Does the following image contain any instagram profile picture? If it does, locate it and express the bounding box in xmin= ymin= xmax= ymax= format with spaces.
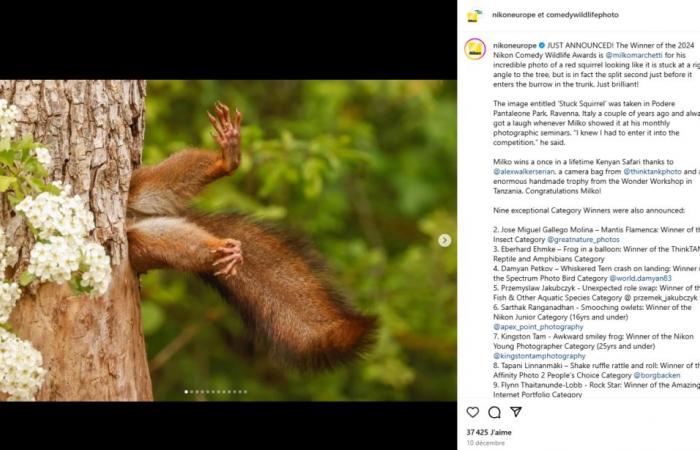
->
xmin=464 ymin=38 xmax=486 ymax=60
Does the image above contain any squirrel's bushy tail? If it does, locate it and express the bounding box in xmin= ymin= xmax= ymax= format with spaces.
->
xmin=188 ymin=212 xmax=377 ymax=370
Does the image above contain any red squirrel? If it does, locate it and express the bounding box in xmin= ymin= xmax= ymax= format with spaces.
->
xmin=126 ymin=102 xmax=377 ymax=369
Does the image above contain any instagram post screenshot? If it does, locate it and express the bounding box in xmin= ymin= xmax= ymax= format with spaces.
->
xmin=0 ymin=4 xmax=455 ymax=446
xmin=461 ymin=0 xmax=700 ymax=448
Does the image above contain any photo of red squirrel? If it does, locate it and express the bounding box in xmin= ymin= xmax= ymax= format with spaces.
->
xmin=126 ymin=102 xmax=377 ymax=370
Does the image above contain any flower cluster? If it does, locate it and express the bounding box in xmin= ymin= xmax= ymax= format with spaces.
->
xmin=0 ymin=327 xmax=46 ymax=401
xmin=15 ymin=182 xmax=95 ymax=243
xmin=0 ymin=99 xmax=20 ymax=141
xmin=0 ymin=282 xmax=20 ymax=324
xmin=15 ymin=184 xmax=112 ymax=296
xmin=0 ymin=229 xmax=20 ymax=324
xmin=27 ymin=236 xmax=81 ymax=284
xmin=79 ymin=242 xmax=111 ymax=296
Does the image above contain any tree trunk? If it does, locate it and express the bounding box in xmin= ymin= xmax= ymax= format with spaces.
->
xmin=0 ymin=80 xmax=152 ymax=400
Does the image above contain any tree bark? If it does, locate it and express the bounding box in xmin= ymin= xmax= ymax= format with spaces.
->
xmin=0 ymin=80 xmax=152 ymax=400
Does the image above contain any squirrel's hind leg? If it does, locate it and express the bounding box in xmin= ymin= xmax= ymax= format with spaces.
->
xmin=127 ymin=216 xmax=242 ymax=276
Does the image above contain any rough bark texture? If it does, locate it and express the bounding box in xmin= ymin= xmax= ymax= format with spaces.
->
xmin=0 ymin=80 xmax=152 ymax=400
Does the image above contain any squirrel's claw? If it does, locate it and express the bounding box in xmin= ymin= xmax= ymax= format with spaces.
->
xmin=212 ymin=238 xmax=243 ymax=278
xmin=215 ymin=101 xmax=230 ymax=119
xmin=213 ymin=253 xmax=243 ymax=267
xmin=214 ymin=258 xmax=241 ymax=278
xmin=207 ymin=111 xmax=225 ymax=136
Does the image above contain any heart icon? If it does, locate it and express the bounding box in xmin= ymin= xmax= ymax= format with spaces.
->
xmin=466 ymin=407 xmax=479 ymax=418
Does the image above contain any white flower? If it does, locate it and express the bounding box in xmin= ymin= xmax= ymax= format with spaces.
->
xmin=0 ymin=99 xmax=20 ymax=141
xmin=0 ymin=328 xmax=46 ymax=401
xmin=15 ymin=182 xmax=94 ymax=244
xmin=0 ymin=281 xmax=20 ymax=323
xmin=33 ymin=147 xmax=52 ymax=170
xmin=15 ymin=181 xmax=113 ymax=296
xmin=27 ymin=236 xmax=81 ymax=284
xmin=80 ymin=242 xmax=111 ymax=296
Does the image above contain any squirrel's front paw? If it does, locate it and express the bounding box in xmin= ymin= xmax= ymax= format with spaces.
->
xmin=212 ymin=238 xmax=243 ymax=278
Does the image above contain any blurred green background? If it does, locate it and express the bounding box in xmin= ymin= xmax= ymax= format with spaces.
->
xmin=141 ymin=80 xmax=456 ymax=401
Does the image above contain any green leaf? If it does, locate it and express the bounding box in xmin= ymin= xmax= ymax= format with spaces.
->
xmin=16 ymin=135 xmax=35 ymax=151
xmin=8 ymin=179 xmax=24 ymax=201
xmin=0 ymin=150 xmax=15 ymax=166
xmin=18 ymin=271 xmax=35 ymax=286
xmin=69 ymin=276 xmax=92 ymax=295
xmin=26 ymin=176 xmax=46 ymax=193
xmin=0 ymin=175 xmax=16 ymax=192
xmin=7 ymin=194 xmax=19 ymax=207
xmin=33 ymin=163 xmax=48 ymax=178
xmin=23 ymin=157 xmax=40 ymax=176
xmin=19 ymin=146 xmax=33 ymax=163
xmin=0 ymin=138 xmax=10 ymax=151
xmin=44 ymin=183 xmax=61 ymax=195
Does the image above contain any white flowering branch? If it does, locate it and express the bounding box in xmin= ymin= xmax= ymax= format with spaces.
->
xmin=0 ymin=99 xmax=113 ymax=400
